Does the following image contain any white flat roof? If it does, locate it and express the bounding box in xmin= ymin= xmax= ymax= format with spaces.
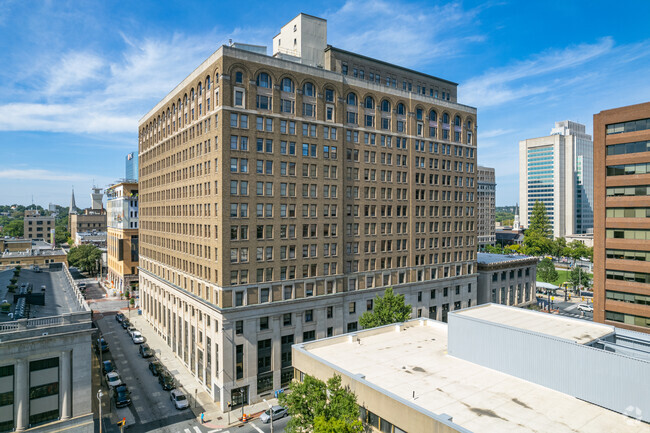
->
xmin=304 ymin=322 xmax=644 ymax=433
xmin=454 ymin=304 xmax=613 ymax=344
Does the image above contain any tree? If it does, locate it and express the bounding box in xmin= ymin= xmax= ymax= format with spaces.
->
xmin=485 ymin=245 xmax=503 ymax=254
xmin=522 ymin=231 xmax=552 ymax=256
xmin=279 ymin=375 xmax=361 ymax=433
xmin=67 ymin=244 xmax=102 ymax=274
xmin=359 ymin=287 xmax=411 ymax=329
xmin=537 ymin=258 xmax=558 ymax=284
xmin=569 ymin=267 xmax=592 ymax=290
xmin=528 ymin=201 xmax=552 ymax=238
xmin=1 ymin=219 xmax=24 ymax=237
xmin=551 ymin=237 xmax=567 ymax=259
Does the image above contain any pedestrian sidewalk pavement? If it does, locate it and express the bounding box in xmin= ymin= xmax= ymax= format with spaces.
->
xmin=127 ymin=313 xmax=276 ymax=429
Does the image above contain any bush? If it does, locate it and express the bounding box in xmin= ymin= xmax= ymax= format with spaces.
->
xmin=1 ymin=301 xmax=10 ymax=313
xmin=7 ymin=284 xmax=17 ymax=293
xmin=9 ymin=277 xmax=17 ymax=285
xmin=15 ymin=266 xmax=21 ymax=271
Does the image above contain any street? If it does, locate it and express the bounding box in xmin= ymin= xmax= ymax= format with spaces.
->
xmin=74 ymin=270 xmax=288 ymax=433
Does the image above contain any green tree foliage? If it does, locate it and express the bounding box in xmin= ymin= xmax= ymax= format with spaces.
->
xmin=528 ymin=201 xmax=552 ymax=238
xmin=485 ymin=245 xmax=504 ymax=254
xmin=359 ymin=287 xmax=411 ymax=329
xmin=1 ymin=219 xmax=24 ymax=237
xmin=569 ymin=267 xmax=592 ymax=289
xmin=279 ymin=375 xmax=361 ymax=433
xmin=67 ymin=245 xmax=102 ymax=274
xmin=54 ymin=225 xmax=70 ymax=245
xmin=537 ymin=258 xmax=559 ymax=284
xmin=522 ymin=231 xmax=552 ymax=256
xmin=551 ymin=237 xmax=567 ymax=259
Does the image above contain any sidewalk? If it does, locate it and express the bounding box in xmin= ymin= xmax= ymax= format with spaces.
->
xmin=127 ymin=313 xmax=276 ymax=429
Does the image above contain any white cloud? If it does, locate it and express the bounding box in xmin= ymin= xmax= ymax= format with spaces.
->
xmin=479 ymin=128 xmax=517 ymax=139
xmin=327 ymin=0 xmax=485 ymax=68
xmin=460 ymin=38 xmax=615 ymax=107
xmin=0 ymin=169 xmax=104 ymax=182
xmin=46 ymin=51 xmax=105 ymax=95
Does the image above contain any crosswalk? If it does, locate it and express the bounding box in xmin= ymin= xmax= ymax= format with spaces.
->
xmin=175 ymin=427 xmax=228 ymax=433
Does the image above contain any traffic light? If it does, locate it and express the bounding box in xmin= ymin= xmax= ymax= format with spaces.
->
xmin=117 ymin=418 xmax=126 ymax=427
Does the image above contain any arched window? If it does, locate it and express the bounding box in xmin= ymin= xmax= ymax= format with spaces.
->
xmin=381 ymin=100 xmax=391 ymax=112
xmin=198 ymin=83 xmax=202 ymax=96
xmin=215 ymin=73 xmax=220 ymax=83
xmin=190 ymin=89 xmax=195 ymax=100
xmin=347 ymin=93 xmax=357 ymax=105
xmin=183 ymin=95 xmax=187 ymax=107
xmin=443 ymin=113 xmax=450 ymax=124
xmin=206 ymin=76 xmax=211 ymax=90
xmin=256 ymin=72 xmax=271 ymax=88
xmin=281 ymin=77 xmax=294 ymax=93
xmin=172 ymin=104 xmax=175 ymax=114
xmin=429 ymin=110 xmax=437 ymax=121
xmin=397 ymin=103 xmax=405 ymax=115
xmin=467 ymin=119 xmax=472 ymax=129
xmin=303 ymin=82 xmax=315 ymax=97
xmin=365 ymin=96 xmax=375 ymax=109
xmin=235 ymin=71 xmax=243 ymax=84
xmin=454 ymin=115 xmax=461 ymax=126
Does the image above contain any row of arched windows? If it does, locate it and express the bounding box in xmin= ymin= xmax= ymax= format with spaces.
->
xmin=141 ymin=66 xmax=476 ymax=146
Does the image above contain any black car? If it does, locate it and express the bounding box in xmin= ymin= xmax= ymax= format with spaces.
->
xmin=115 ymin=312 xmax=125 ymax=323
xmin=149 ymin=360 xmax=163 ymax=376
xmin=114 ymin=384 xmax=132 ymax=408
xmin=96 ymin=338 xmax=108 ymax=353
xmin=139 ymin=344 xmax=154 ymax=358
xmin=121 ymin=319 xmax=131 ymax=329
xmin=158 ymin=371 xmax=175 ymax=390
xmin=102 ymin=360 xmax=114 ymax=375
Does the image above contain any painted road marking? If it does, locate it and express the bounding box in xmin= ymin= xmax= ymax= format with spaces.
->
xmin=251 ymin=423 xmax=264 ymax=433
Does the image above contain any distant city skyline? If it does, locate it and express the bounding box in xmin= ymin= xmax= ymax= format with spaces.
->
xmin=2 ymin=1 xmax=650 ymax=206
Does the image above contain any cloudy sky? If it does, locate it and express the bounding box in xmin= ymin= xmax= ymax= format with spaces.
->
xmin=1 ymin=0 xmax=650 ymax=207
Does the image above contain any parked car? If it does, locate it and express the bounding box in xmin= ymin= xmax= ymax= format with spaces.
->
xmin=106 ymin=371 xmax=122 ymax=388
xmin=127 ymin=326 xmax=137 ymax=336
xmin=115 ymin=312 xmax=125 ymax=323
xmin=158 ymin=371 xmax=175 ymax=390
xmin=578 ymin=303 xmax=593 ymax=313
xmin=149 ymin=360 xmax=163 ymax=376
xmin=78 ymin=282 xmax=86 ymax=291
xmin=260 ymin=406 xmax=288 ymax=423
xmin=96 ymin=338 xmax=109 ymax=353
xmin=131 ymin=331 xmax=144 ymax=344
xmin=102 ymin=360 xmax=114 ymax=375
xmin=33 ymin=265 xmax=41 ymax=273
xmin=139 ymin=344 xmax=154 ymax=358
xmin=121 ymin=319 xmax=131 ymax=329
xmin=170 ymin=389 xmax=189 ymax=410
xmin=114 ymin=384 xmax=132 ymax=408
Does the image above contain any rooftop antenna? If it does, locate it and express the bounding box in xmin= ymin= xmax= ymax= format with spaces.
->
xmin=229 ymin=38 xmax=233 ymax=46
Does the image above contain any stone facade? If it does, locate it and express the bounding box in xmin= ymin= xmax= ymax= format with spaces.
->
xmin=477 ymin=166 xmax=496 ymax=249
xmin=0 ymin=312 xmax=94 ymax=433
xmin=138 ymin=15 xmax=478 ymax=410
xmin=476 ymin=253 xmax=538 ymax=306
xmin=23 ymin=210 xmax=54 ymax=242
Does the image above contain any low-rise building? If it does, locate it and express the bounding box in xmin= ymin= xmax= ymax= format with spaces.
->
xmin=0 ymin=240 xmax=67 ymax=271
xmin=476 ymin=253 xmax=537 ymax=306
xmin=74 ymin=231 xmax=107 ymax=248
xmin=565 ymin=232 xmax=594 ymax=248
xmin=23 ymin=210 xmax=54 ymax=242
xmin=292 ymin=305 xmax=650 ymax=433
xmin=0 ymin=266 xmax=93 ymax=433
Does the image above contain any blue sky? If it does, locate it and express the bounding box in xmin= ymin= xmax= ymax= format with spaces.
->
xmin=1 ymin=0 xmax=650 ymax=208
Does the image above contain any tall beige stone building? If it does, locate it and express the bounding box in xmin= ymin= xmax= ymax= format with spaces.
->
xmin=138 ymin=14 xmax=478 ymax=409
xmin=477 ymin=166 xmax=496 ymax=248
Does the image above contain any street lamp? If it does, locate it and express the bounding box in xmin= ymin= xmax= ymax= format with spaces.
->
xmin=97 ymin=389 xmax=104 ymax=433
xmin=263 ymin=398 xmax=274 ymax=433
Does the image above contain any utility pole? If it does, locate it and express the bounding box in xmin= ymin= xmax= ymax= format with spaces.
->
xmin=97 ymin=390 xmax=104 ymax=433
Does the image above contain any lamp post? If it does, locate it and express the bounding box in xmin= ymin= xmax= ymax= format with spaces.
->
xmin=263 ymin=398 xmax=274 ymax=433
xmin=97 ymin=389 xmax=104 ymax=433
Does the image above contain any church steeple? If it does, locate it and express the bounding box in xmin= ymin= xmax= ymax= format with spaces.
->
xmin=69 ymin=187 xmax=77 ymax=214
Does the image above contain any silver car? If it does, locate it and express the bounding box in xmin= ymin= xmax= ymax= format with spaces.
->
xmin=260 ymin=406 xmax=288 ymax=423
xmin=170 ymin=389 xmax=189 ymax=410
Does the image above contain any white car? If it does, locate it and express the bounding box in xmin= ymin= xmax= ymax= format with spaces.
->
xmin=131 ymin=331 xmax=144 ymax=344
xmin=260 ymin=406 xmax=288 ymax=423
xmin=106 ymin=372 xmax=122 ymax=388
xmin=577 ymin=303 xmax=593 ymax=313
xmin=170 ymin=389 xmax=189 ymax=410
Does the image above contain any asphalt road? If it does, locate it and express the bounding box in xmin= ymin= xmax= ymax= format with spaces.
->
xmin=82 ymin=271 xmax=289 ymax=433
